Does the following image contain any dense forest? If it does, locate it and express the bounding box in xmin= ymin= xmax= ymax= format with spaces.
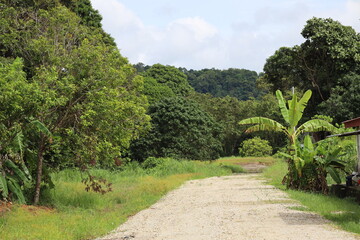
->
xmin=0 ymin=0 xmax=359 ymax=207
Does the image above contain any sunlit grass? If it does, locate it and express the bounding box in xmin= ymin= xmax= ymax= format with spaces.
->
xmin=217 ymin=156 xmax=277 ymax=165
xmin=0 ymin=159 xmax=232 ymax=240
xmin=262 ymin=159 xmax=360 ymax=235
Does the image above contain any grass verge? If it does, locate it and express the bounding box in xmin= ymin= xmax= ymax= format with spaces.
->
xmin=262 ymin=159 xmax=360 ymax=235
xmin=0 ymin=159 xmax=233 ymax=240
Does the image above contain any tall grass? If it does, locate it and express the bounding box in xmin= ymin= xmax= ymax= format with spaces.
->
xmin=262 ymin=159 xmax=360 ymax=235
xmin=0 ymin=159 xmax=233 ymax=240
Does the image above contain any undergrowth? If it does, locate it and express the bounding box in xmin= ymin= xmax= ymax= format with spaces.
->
xmin=0 ymin=158 xmax=235 ymax=240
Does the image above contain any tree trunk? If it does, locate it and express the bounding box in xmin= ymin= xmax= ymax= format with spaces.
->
xmin=33 ymin=134 xmax=46 ymax=205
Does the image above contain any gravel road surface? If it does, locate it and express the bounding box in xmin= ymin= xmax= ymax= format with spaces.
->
xmin=97 ymin=174 xmax=360 ymax=240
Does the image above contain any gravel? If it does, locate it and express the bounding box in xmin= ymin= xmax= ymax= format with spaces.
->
xmin=97 ymin=174 xmax=360 ymax=240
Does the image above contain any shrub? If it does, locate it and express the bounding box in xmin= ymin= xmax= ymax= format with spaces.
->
xmin=239 ymin=137 xmax=272 ymax=157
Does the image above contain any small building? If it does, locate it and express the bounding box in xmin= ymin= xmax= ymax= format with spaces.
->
xmin=328 ymin=117 xmax=360 ymax=201
xmin=343 ymin=117 xmax=360 ymax=172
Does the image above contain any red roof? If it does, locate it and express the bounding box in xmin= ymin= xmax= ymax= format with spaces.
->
xmin=343 ymin=117 xmax=360 ymax=128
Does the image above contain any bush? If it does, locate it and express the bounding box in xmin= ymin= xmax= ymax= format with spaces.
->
xmin=239 ymin=137 xmax=272 ymax=157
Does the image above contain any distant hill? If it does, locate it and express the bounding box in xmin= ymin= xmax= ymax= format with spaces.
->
xmin=134 ymin=63 xmax=261 ymax=101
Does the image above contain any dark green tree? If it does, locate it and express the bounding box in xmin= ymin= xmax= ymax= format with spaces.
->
xmin=262 ymin=17 xmax=360 ymax=119
xmin=319 ymin=73 xmax=360 ymax=123
xmin=188 ymin=92 xmax=286 ymax=156
xmin=130 ymin=97 xmax=223 ymax=161
xmin=143 ymin=64 xmax=193 ymax=96
xmin=185 ymin=68 xmax=260 ymax=100
xmin=142 ymin=77 xmax=175 ymax=105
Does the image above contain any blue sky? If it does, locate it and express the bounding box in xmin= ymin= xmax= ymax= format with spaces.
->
xmin=91 ymin=0 xmax=360 ymax=72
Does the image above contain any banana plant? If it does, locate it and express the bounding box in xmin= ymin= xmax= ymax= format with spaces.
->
xmin=239 ymin=90 xmax=335 ymax=184
xmin=278 ymin=135 xmax=345 ymax=183
xmin=278 ymin=135 xmax=317 ymax=176
xmin=0 ymin=120 xmax=50 ymax=204
xmin=0 ymin=132 xmax=31 ymax=204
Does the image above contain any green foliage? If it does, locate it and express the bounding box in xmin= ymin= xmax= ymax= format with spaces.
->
xmin=141 ymin=157 xmax=172 ymax=169
xmin=0 ymin=157 xmax=31 ymax=204
xmin=62 ymin=0 xmax=102 ymax=28
xmin=185 ymin=68 xmax=260 ymax=100
xmin=190 ymin=92 xmax=285 ymax=156
xmin=60 ymin=0 xmax=116 ymax=46
xmin=0 ymin=58 xmax=38 ymax=203
xmin=130 ymin=97 xmax=223 ymax=161
xmin=319 ymin=73 xmax=360 ymax=123
xmin=0 ymin=3 xmax=150 ymax=203
xmin=142 ymin=77 xmax=175 ymax=104
xmin=262 ymin=17 xmax=360 ymax=119
xmin=143 ymin=64 xmax=193 ymax=96
xmin=279 ymin=134 xmax=348 ymax=192
xmin=239 ymin=137 xmax=272 ymax=157
xmin=240 ymin=90 xmax=336 ymax=192
xmin=183 ymin=68 xmax=260 ymax=100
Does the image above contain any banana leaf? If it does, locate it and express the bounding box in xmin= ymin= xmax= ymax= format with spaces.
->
xmin=4 ymin=160 xmax=29 ymax=183
xmin=7 ymin=177 xmax=26 ymax=204
xmin=0 ymin=174 xmax=8 ymax=198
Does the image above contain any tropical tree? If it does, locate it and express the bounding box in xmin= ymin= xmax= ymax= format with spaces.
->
xmin=130 ymin=97 xmax=223 ymax=161
xmin=143 ymin=64 xmax=193 ymax=97
xmin=239 ymin=90 xmax=335 ymax=190
xmin=262 ymin=17 xmax=360 ymax=119
xmin=0 ymin=3 xmax=150 ymax=204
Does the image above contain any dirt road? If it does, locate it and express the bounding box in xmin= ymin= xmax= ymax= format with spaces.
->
xmin=97 ymin=174 xmax=360 ymax=240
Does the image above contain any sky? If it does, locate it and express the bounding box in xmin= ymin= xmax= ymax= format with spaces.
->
xmin=91 ymin=0 xmax=360 ymax=72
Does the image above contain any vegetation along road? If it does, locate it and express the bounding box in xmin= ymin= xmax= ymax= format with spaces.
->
xmin=97 ymin=174 xmax=360 ymax=240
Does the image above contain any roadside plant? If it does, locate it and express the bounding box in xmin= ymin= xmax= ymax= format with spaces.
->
xmin=239 ymin=90 xmax=335 ymax=191
xmin=279 ymin=135 xmax=345 ymax=193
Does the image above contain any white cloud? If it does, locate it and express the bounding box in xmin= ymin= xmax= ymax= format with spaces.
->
xmin=340 ymin=0 xmax=360 ymax=31
xmin=92 ymin=0 xmax=143 ymax=32
xmin=91 ymin=0 xmax=360 ymax=72
xmin=168 ymin=17 xmax=218 ymax=42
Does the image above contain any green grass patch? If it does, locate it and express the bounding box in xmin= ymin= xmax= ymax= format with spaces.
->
xmin=217 ymin=156 xmax=277 ymax=166
xmin=0 ymin=159 xmax=232 ymax=240
xmin=262 ymin=159 xmax=360 ymax=235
